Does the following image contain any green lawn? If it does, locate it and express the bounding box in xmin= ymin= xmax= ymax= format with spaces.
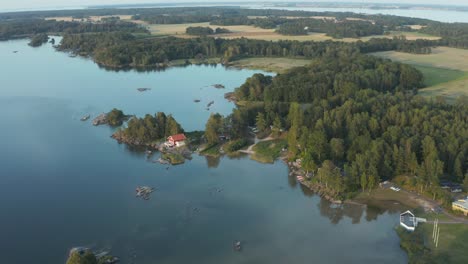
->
xmin=414 ymin=65 xmax=467 ymax=87
xmin=251 ymin=139 xmax=287 ymax=163
xmin=420 ymin=223 xmax=468 ymax=264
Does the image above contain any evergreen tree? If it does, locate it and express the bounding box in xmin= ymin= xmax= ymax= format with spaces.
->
xmin=255 ymin=112 xmax=267 ymax=133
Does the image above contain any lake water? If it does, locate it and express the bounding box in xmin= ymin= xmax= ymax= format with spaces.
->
xmin=0 ymin=39 xmax=407 ymax=264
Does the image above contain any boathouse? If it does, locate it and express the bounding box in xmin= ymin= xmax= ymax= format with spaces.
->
xmin=167 ymin=134 xmax=187 ymax=147
xmin=400 ymin=210 xmax=417 ymax=231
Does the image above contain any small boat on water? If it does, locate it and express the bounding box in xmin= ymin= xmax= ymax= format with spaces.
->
xmin=233 ymin=241 xmax=242 ymax=251
xmin=137 ymin=88 xmax=151 ymax=92
xmin=194 ymin=99 xmax=201 ymax=103
xmin=80 ymin=114 xmax=91 ymax=121
xmin=13 ymin=51 xmax=18 ymax=53
xmin=207 ymin=101 xmax=214 ymax=107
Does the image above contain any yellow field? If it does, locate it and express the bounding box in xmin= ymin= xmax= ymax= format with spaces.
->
xmin=373 ymin=47 xmax=468 ymax=101
xmin=139 ymin=21 xmax=439 ymax=42
xmin=373 ymin=47 xmax=468 ymax=72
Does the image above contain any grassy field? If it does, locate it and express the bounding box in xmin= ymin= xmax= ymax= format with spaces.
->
xmin=132 ymin=21 xmax=439 ymax=42
xmin=413 ymin=65 xmax=467 ymax=87
xmin=419 ymin=223 xmax=468 ymax=264
xmin=228 ymin=57 xmax=311 ymax=73
xmin=251 ymin=139 xmax=287 ymax=163
xmin=353 ymin=188 xmax=421 ymax=210
xmin=373 ymin=47 xmax=468 ymax=71
xmin=373 ymin=47 xmax=468 ymax=101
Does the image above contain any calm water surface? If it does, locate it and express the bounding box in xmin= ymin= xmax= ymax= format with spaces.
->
xmin=0 ymin=40 xmax=407 ymax=264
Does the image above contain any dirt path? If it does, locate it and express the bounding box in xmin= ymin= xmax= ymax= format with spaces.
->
xmin=238 ymin=136 xmax=274 ymax=155
xmin=400 ymin=188 xmax=468 ymax=224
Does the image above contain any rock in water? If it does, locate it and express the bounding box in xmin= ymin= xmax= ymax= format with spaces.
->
xmin=92 ymin=113 xmax=108 ymax=126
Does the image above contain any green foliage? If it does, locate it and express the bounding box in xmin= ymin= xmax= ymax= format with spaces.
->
xmin=107 ymin=108 xmax=125 ymax=126
xmin=224 ymin=138 xmax=249 ymax=153
xmin=252 ymin=139 xmax=287 ymax=163
xmin=315 ymin=160 xmax=345 ymax=195
xmin=255 ymin=112 xmax=267 ymax=133
xmin=271 ymin=115 xmax=283 ymax=137
xmin=28 ymin=33 xmax=48 ymax=47
xmin=396 ymin=227 xmax=430 ymax=264
xmin=235 ymin=54 xmax=424 ymax=103
xmin=120 ymin=112 xmax=183 ymax=144
xmin=186 ymin=26 xmax=214 ymax=36
xmin=162 ymin=153 xmax=185 ymax=165
xmin=66 ymin=252 xmax=97 ymax=264
xmin=0 ymin=19 xmax=147 ymax=40
xmin=205 ymin=113 xmax=224 ymax=145
xmin=277 ymin=19 xmax=384 ymax=38
xmin=214 ymin=27 xmax=231 ymax=34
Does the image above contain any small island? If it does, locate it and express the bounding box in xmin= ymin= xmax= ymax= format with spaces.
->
xmin=92 ymin=108 xmax=131 ymax=126
xmin=28 ymin=33 xmax=49 ymax=47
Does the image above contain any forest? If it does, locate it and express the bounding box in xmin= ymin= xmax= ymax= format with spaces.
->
xmin=28 ymin=33 xmax=49 ymax=47
xmin=185 ymin=26 xmax=231 ymax=36
xmin=276 ymin=19 xmax=384 ymax=38
xmin=56 ymin=33 xmax=439 ymax=68
xmin=0 ymin=19 xmax=147 ymax=40
xmin=113 ymin=112 xmax=184 ymax=145
xmin=229 ymin=53 xmax=467 ymax=202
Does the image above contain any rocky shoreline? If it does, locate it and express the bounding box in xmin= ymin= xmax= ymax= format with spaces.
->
xmin=283 ymin=157 xmax=343 ymax=204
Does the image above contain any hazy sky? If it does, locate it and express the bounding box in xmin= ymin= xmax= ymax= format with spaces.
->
xmin=1 ymin=1 xmax=468 ymax=11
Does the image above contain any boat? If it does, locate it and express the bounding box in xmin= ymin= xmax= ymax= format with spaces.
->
xmin=80 ymin=114 xmax=91 ymax=121
xmin=194 ymin=99 xmax=201 ymax=103
xmin=233 ymin=241 xmax=242 ymax=251
xmin=137 ymin=88 xmax=151 ymax=92
xmin=212 ymin=84 xmax=225 ymax=89
xmin=207 ymin=101 xmax=214 ymax=107
xmin=13 ymin=51 xmax=18 ymax=53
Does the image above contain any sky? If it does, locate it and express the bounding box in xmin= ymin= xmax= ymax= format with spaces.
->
xmin=1 ymin=1 xmax=468 ymax=12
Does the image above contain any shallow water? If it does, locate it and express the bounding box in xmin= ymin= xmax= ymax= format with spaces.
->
xmin=0 ymin=39 xmax=407 ymax=264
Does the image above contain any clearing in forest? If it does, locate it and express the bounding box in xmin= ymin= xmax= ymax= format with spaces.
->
xmin=373 ymin=47 xmax=468 ymax=102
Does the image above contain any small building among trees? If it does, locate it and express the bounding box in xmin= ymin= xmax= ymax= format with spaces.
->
xmin=166 ymin=134 xmax=187 ymax=147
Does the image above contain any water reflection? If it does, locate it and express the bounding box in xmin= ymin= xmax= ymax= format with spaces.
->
xmin=97 ymin=61 xmax=221 ymax=73
xmin=317 ymin=196 xmax=403 ymax=225
xmin=205 ymin=155 xmax=221 ymax=168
